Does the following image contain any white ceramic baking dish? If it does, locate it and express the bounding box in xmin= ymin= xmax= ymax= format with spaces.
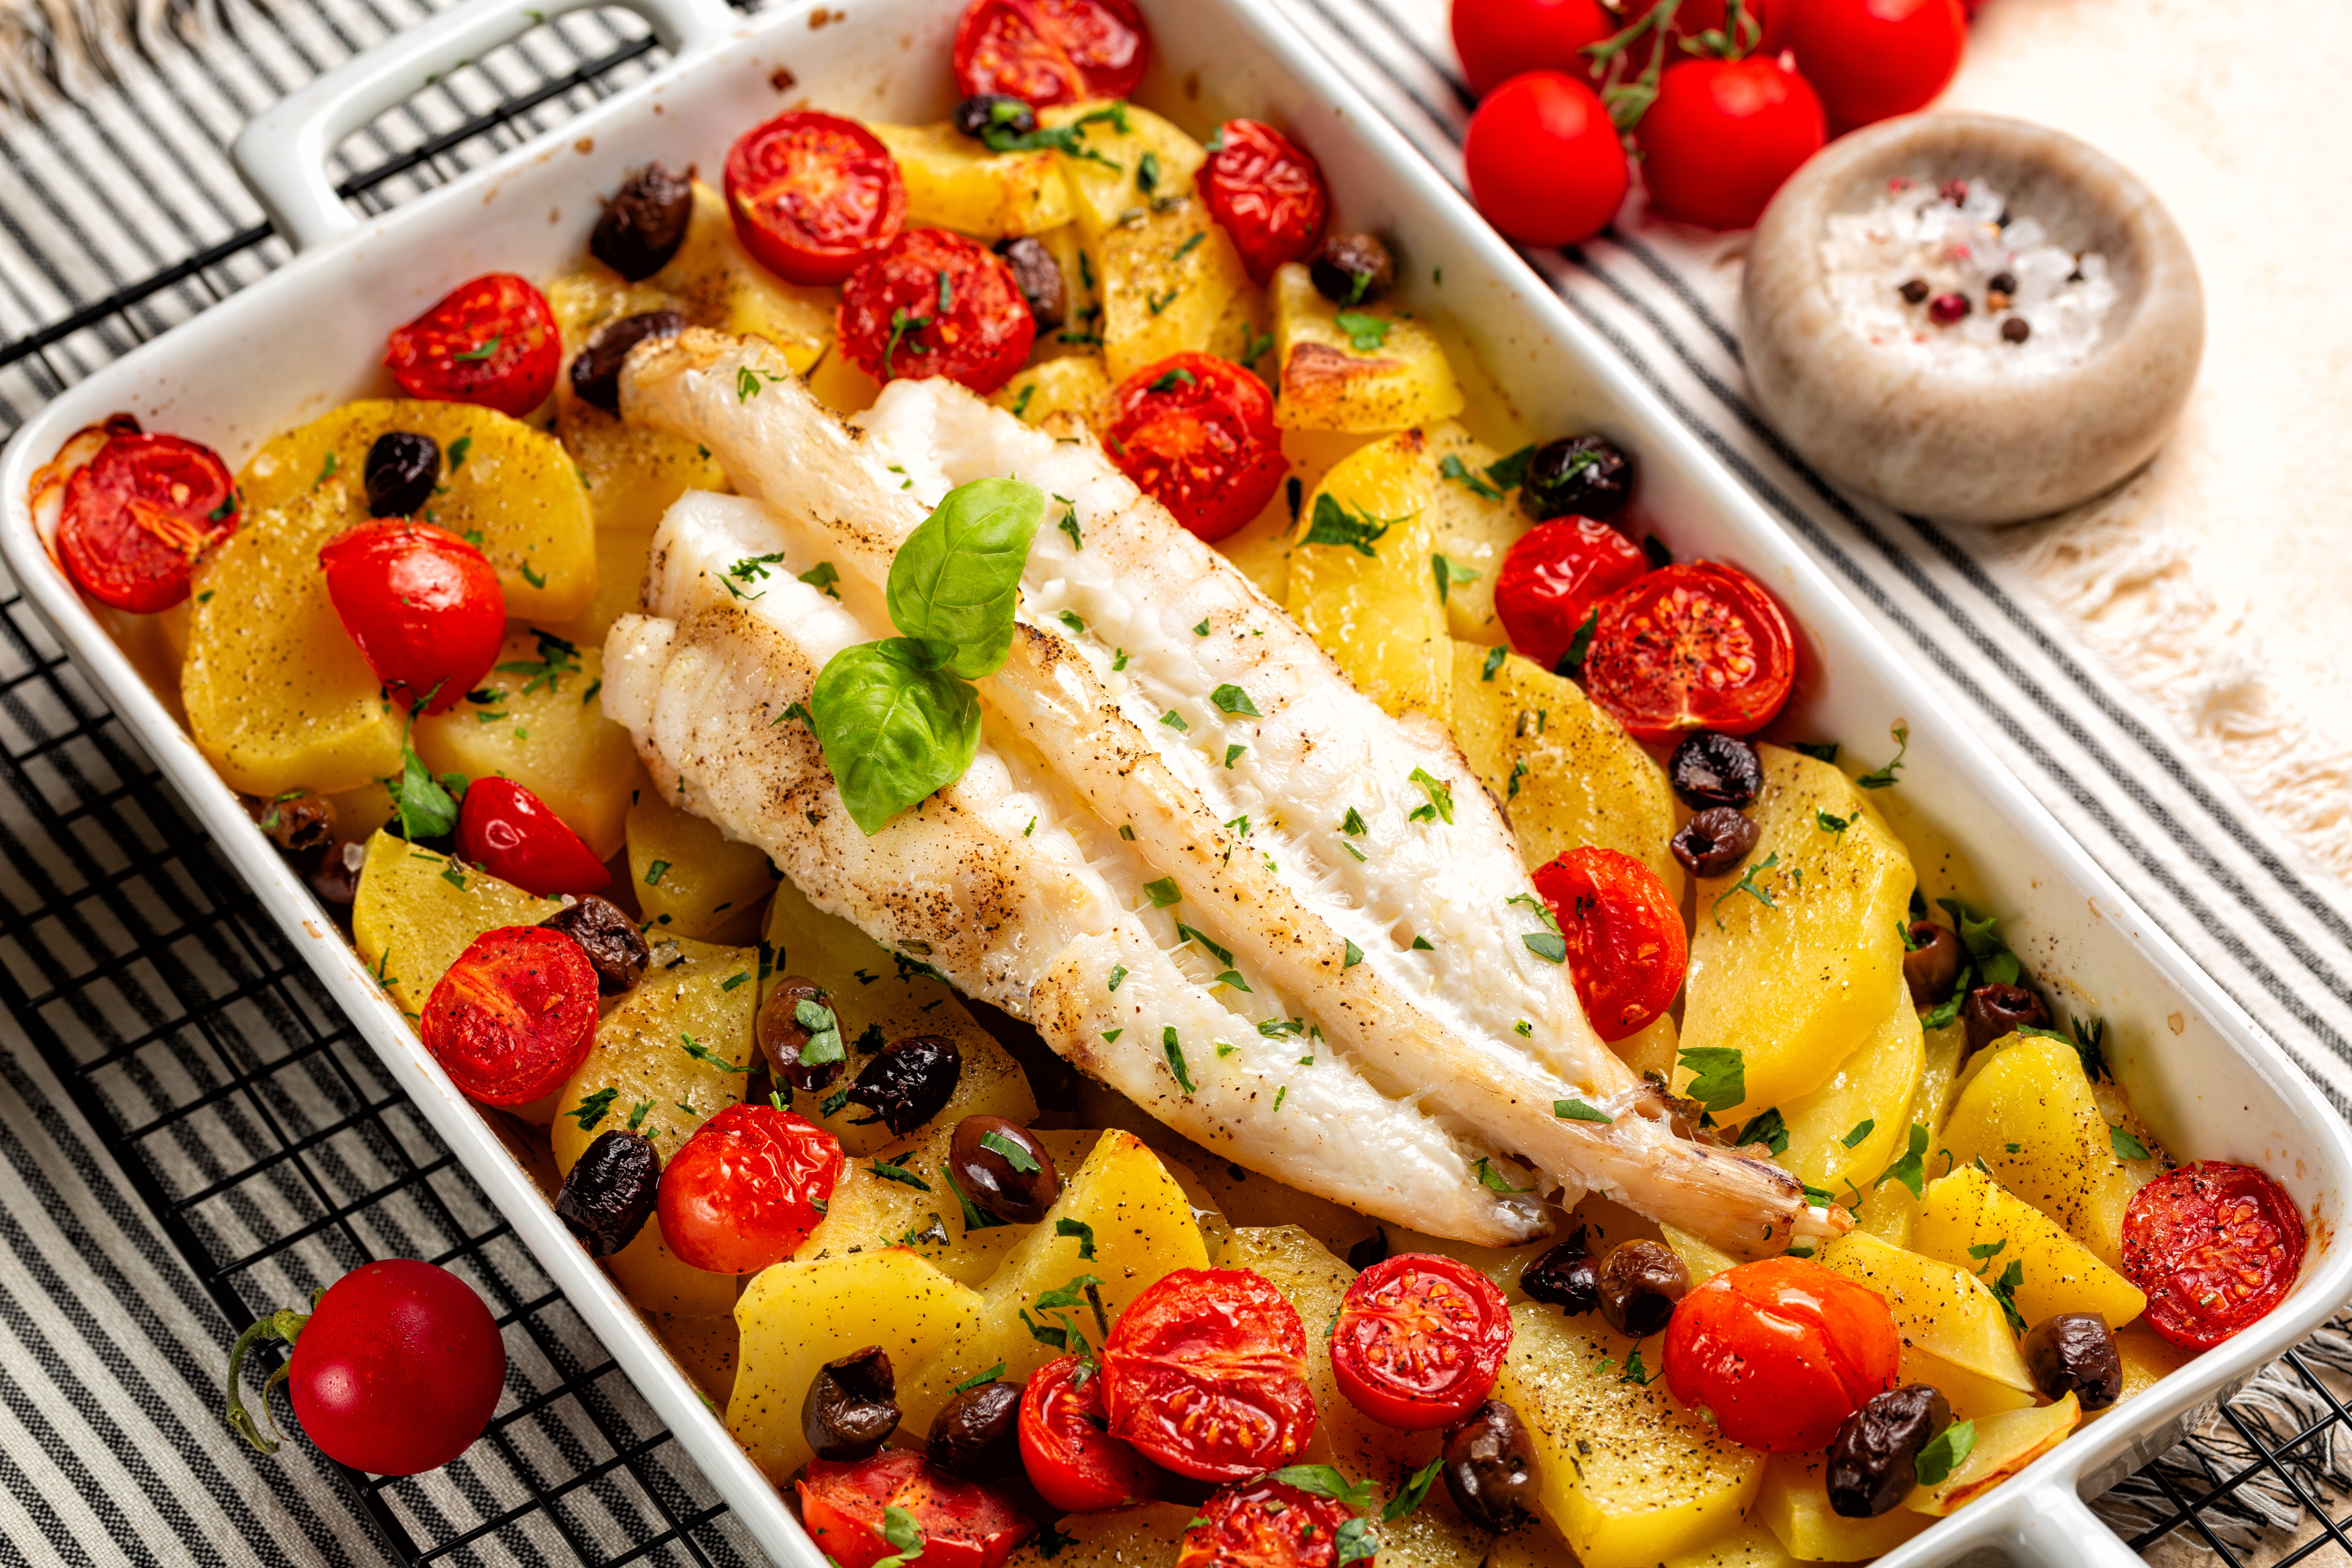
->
xmin=1 ymin=0 xmax=2343 ymax=1562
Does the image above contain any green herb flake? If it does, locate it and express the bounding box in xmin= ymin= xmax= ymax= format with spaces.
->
xmin=1438 ymin=453 xmax=1502 ymax=502
xmin=1856 ymin=726 xmax=1910 ymax=790
xmin=644 ymin=859 xmax=670 ymax=886
xmin=2110 ymin=1125 xmax=2150 ymax=1161
xmin=567 ymin=1087 xmax=619 ymax=1131
xmin=1333 ymin=312 xmax=1391 ymax=352
xmin=1481 ymin=644 xmax=1509 ymax=682
xmin=1734 ymin=1107 xmax=1790 ymax=1156
xmin=1432 ymin=553 xmax=1481 ymax=603
xmin=1914 ymin=1420 xmax=1976 ymax=1488
xmin=1301 ymin=492 xmax=1401 ymax=557
xmin=1677 ymin=1046 xmax=1746 ymax=1116
xmin=1554 ymin=1098 xmax=1613 ymax=1124
xmin=1342 ymin=938 xmax=1364 ymax=969
xmin=1163 ymin=1027 xmax=1196 ymax=1093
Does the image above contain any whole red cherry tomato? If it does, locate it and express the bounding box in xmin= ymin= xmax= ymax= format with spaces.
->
xmin=951 ymin=0 xmax=1150 ymax=107
xmin=1330 ymin=1254 xmax=1512 ymax=1429
xmin=1463 ymin=71 xmax=1629 ymax=248
xmin=1018 ymin=1352 xmax=1161 ymax=1512
xmin=224 ymin=1258 xmax=504 ymax=1476
xmin=456 ymin=778 xmax=610 ymax=897
xmin=1662 ymin=1257 xmax=1901 ymax=1452
xmin=1534 ymin=846 xmax=1687 ymax=1042
xmin=384 ymin=273 xmax=561 ymax=417
xmin=1785 ymin=0 xmax=1966 ymax=129
xmin=1101 ymin=1267 xmax=1318 ymax=1481
xmin=1635 ymin=57 xmax=1823 ymax=230
xmin=1198 ymin=120 xmax=1330 ymax=286
xmin=1450 ymin=0 xmax=1613 ymax=97
xmin=419 ymin=926 xmax=600 ymax=1105
xmin=38 ymin=416 xmax=239 ymax=613
xmin=1494 ymin=517 xmax=1649 ymax=672
xmin=658 ymin=1102 xmax=844 ymax=1274
xmin=837 ymin=229 xmax=1036 ymax=394
xmin=1104 ymin=353 xmax=1287 ymax=541
xmin=726 ymin=111 xmax=907 ymax=287
xmin=2123 ymin=1162 xmax=2306 ymax=1350
xmin=1580 ymin=560 xmax=1796 ymax=743
xmin=1176 ymin=1479 xmax=1357 ymax=1568
xmin=800 ymin=1450 xmax=1035 ymax=1568
xmin=318 ymin=520 xmax=507 ymax=715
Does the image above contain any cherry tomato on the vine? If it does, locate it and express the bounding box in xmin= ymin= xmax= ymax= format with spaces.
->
xmin=1463 ymin=71 xmax=1628 ymax=248
xmin=455 ymin=777 xmax=610 ymax=897
xmin=837 ymin=228 xmax=1036 ymax=394
xmin=1198 ymin=120 xmax=1330 ymax=286
xmin=384 ymin=273 xmax=561 ymax=416
xmin=800 ymin=1449 xmax=1035 ymax=1568
xmin=1449 ymin=0 xmax=1613 ymax=98
xmin=1615 ymin=0 xmax=1788 ymax=59
xmin=1330 ymin=1253 xmax=1512 ymax=1429
xmin=1534 ymin=846 xmax=1686 ymax=1042
xmin=35 ymin=416 xmax=239 ymax=613
xmin=318 ymin=520 xmax=507 ymax=715
xmin=1634 ymin=56 xmax=1824 ymax=230
xmin=1018 ymin=1352 xmax=1161 ymax=1512
xmin=1785 ymin=0 xmax=1967 ymax=130
xmin=658 ymin=1102 xmax=844 ymax=1274
xmin=1494 ymin=517 xmax=1649 ymax=673
xmin=1101 ymin=1267 xmax=1318 ymax=1481
xmin=1579 ymin=560 xmax=1796 ymax=743
xmin=1176 ymin=1479 xmax=1358 ymax=1568
xmin=1104 ymin=353 xmax=1287 ymax=542
xmin=1662 ymin=1257 xmax=1901 ymax=1452
xmin=419 ymin=926 xmax=600 ymax=1106
xmin=951 ymin=0 xmax=1150 ymax=108
xmin=726 ymin=111 xmax=907 ymax=287
xmin=2123 ymin=1162 xmax=2306 ymax=1350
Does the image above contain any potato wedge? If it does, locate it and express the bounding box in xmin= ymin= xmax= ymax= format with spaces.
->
xmin=1042 ymin=102 xmax=1208 ymax=243
xmin=650 ymin=181 xmax=835 ymax=372
xmin=1913 ymin=1165 xmax=2146 ymax=1330
xmin=1095 ymin=200 xmax=1252 ymax=383
xmin=1288 ymin=430 xmax=1449 ymax=722
xmin=1939 ymin=1032 xmax=2143 ymax=1273
xmin=1756 ymin=1454 xmax=1934 ymax=1562
xmin=1776 ymin=985 xmax=1923 ymax=1200
xmin=548 ymin=935 xmax=758 ymax=1173
xmin=1490 ymin=1518 xmax=1800 ymax=1568
xmin=871 ymin=122 xmax=1074 ymax=238
xmin=350 ymin=831 xmax=563 ymax=1020
xmin=627 ymin=792 xmax=774 ymax=942
xmin=604 ymin=1220 xmax=741 ymax=1319
xmin=1273 ymin=264 xmax=1465 ymax=433
xmin=1904 ymin=1393 xmax=2079 ymax=1515
xmin=1915 ymin=1016 xmax=1967 ymax=1136
xmin=1424 ymin=422 xmax=1529 ymax=644
xmin=1817 ymin=1231 xmax=2036 ymax=1420
xmin=544 ymin=268 xmax=729 ymax=534
xmin=2110 ymin=1327 xmax=2194 ymax=1411
xmin=993 ymin=353 xmax=1116 ymax=432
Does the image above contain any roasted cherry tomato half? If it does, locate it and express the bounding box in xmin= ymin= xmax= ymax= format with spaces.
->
xmin=951 ymin=0 xmax=1149 ymax=108
xmin=1177 ymin=1479 xmax=1358 ymax=1568
xmin=455 ymin=777 xmax=611 ymax=897
xmin=1494 ymin=517 xmax=1649 ymax=673
xmin=1198 ymin=119 xmax=1330 ymax=286
xmin=317 ymin=520 xmax=508 ymax=715
xmin=726 ymin=111 xmax=908 ymax=287
xmin=1662 ymin=1257 xmax=1902 ymax=1453
xmin=1785 ymin=0 xmax=1967 ymax=130
xmin=1634 ymin=56 xmax=1825 ymax=231
xmin=2123 ymin=1162 xmax=2306 ymax=1350
xmin=1101 ymin=1267 xmax=1318 ymax=1481
xmin=37 ymin=416 xmax=240 ymax=613
xmin=657 ymin=1102 xmax=844 ymax=1274
xmin=1534 ymin=846 xmax=1687 ymax=1042
xmin=419 ymin=926 xmax=600 ymax=1106
xmin=1580 ymin=560 xmax=1796 ymax=743
xmin=1450 ymin=0 xmax=1614 ymax=97
xmin=1104 ymin=353 xmax=1287 ymax=541
xmin=800 ymin=1449 xmax=1036 ymax=1568
xmin=1018 ymin=1352 xmax=1160 ymax=1512
xmin=837 ymin=228 xmax=1036 ymax=394
xmin=1330 ymin=1253 xmax=1513 ymax=1430
xmin=383 ymin=273 xmax=562 ymax=417
xmin=1463 ymin=71 xmax=1628 ymax=249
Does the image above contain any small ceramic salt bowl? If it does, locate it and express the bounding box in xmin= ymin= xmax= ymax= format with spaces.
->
xmin=1741 ymin=113 xmax=2203 ymax=526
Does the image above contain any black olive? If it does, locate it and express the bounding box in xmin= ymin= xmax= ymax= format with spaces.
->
xmin=569 ymin=310 xmax=688 ymax=413
xmin=590 ymin=163 xmax=694 ymax=281
xmin=1346 ymin=1229 xmax=1390 ymax=1272
xmin=949 ymin=1114 xmax=1061 ymax=1224
xmin=1442 ymin=1400 xmax=1541 ymax=1533
xmin=1596 ymin=1239 xmax=1686 ymax=1338
xmin=1518 ymin=435 xmax=1632 ymax=522
xmin=363 ymin=430 xmax=441 ymax=518
xmin=1671 ymin=807 xmax=1760 ymax=880
xmin=2021 ymin=1313 xmax=2122 ymax=1410
xmin=541 ymin=895 xmax=650 ymax=995
xmin=993 ymin=236 xmax=1066 ymax=330
xmin=1310 ymin=232 xmax=1396 ymax=306
xmin=554 ymin=1129 xmax=660 ymax=1258
xmin=927 ymin=1381 xmax=1022 ymax=1479
xmin=1826 ymin=1384 xmax=1951 ymax=1517
xmin=1667 ymin=731 xmax=1763 ymax=810
xmin=1902 ymin=922 xmax=1963 ymax=1009
xmin=245 ymin=789 xmax=338 ymax=855
xmin=848 ymin=1035 xmax=962 ymax=1137
xmin=759 ymin=976 xmax=845 ymax=1092
xmin=953 ymin=94 xmax=1036 ymax=140
xmin=1519 ymin=1224 xmax=1599 ymax=1314
xmin=308 ymin=840 xmax=366 ymax=906
xmin=803 ymin=1345 xmax=900 ymax=1462
xmin=1963 ymin=982 xmax=2050 ymax=1057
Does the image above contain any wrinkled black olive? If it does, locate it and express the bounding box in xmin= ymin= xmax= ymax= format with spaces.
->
xmin=1518 ymin=435 xmax=1632 ymax=522
xmin=1827 ymin=1385 xmax=1951 ymax=1518
xmin=363 ymin=430 xmax=441 ymax=518
xmin=1596 ymin=1239 xmax=1686 ymax=1338
xmin=953 ymin=94 xmax=1035 ymax=140
xmin=308 ymin=840 xmax=366 ymax=907
xmin=591 ymin=163 xmax=694 ymax=281
xmin=993 ymin=236 xmax=1066 ymax=330
xmin=1963 ymin=982 xmax=2050 ymax=1057
xmin=1519 ymin=1225 xmax=1599 ymax=1314
xmin=541 ymin=895 xmax=650 ymax=995
xmin=848 ymin=1035 xmax=962 ymax=1137
xmin=246 ymin=789 xmax=338 ymax=855
xmin=1903 ymin=922 xmax=1963 ymax=1009
xmin=949 ymin=1114 xmax=1061 ymax=1224
xmin=1310 ymin=232 xmax=1396 ymax=306
xmin=1671 ymin=807 xmax=1760 ymax=879
xmin=2022 ymin=1313 xmax=2122 ymax=1410
xmin=570 ymin=310 xmax=688 ymax=413
xmin=1441 ymin=1400 xmax=1541 ymax=1534
xmin=803 ymin=1345 xmax=900 ymax=1462
xmin=759 ymin=976 xmax=844 ymax=1092
xmin=927 ymin=1381 xmax=1022 ymax=1479
xmin=1347 ymin=1229 xmax=1390 ymax=1272
xmin=1668 ymin=731 xmax=1763 ymax=810
xmin=554 ymin=1129 xmax=659 ymax=1258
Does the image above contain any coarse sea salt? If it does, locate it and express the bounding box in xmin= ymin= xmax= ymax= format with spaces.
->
xmin=1821 ymin=176 xmax=2119 ymax=376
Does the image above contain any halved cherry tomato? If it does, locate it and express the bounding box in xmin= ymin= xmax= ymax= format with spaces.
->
xmin=384 ymin=273 xmax=561 ymax=417
xmin=1462 ymin=71 xmax=1628 ymax=249
xmin=1104 ymin=353 xmax=1287 ymax=541
xmin=1633 ymin=56 xmax=1824 ymax=231
xmin=455 ymin=778 xmax=610 ymax=897
xmin=1450 ymin=0 xmax=1614 ymax=97
xmin=1580 ymin=560 xmax=1795 ymax=743
xmin=1176 ymin=1480 xmax=1356 ymax=1568
xmin=952 ymin=0 xmax=1149 ymax=107
xmin=41 ymin=417 xmax=239 ymax=613
xmin=1100 ymin=1267 xmax=1317 ymax=1481
xmin=1198 ymin=120 xmax=1330 ymax=286
xmin=725 ymin=111 xmax=907 ymax=287
xmin=1018 ymin=1352 xmax=1161 ymax=1511
xmin=1534 ymin=846 xmax=1687 ymax=1042
xmin=1330 ymin=1253 xmax=1512 ymax=1430
xmin=318 ymin=521 xmax=507 ymax=715
xmin=419 ymin=926 xmax=600 ymax=1106
xmin=1494 ymin=517 xmax=1649 ymax=673
xmin=837 ymin=229 xmax=1036 ymax=394
xmin=800 ymin=1449 xmax=1035 ymax=1568
xmin=657 ymin=1102 xmax=844 ymax=1274
xmin=2123 ymin=1162 xmax=2306 ymax=1350
xmin=1662 ymin=1257 xmax=1901 ymax=1452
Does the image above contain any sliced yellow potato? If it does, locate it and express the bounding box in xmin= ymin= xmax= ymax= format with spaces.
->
xmin=604 ymin=1219 xmax=741 ymax=1319
xmin=2109 ymin=1328 xmax=2195 ymax=1412
xmin=1288 ymin=430 xmax=1448 ymax=722
xmin=999 ymin=1504 xmax=1195 ymax=1568
xmin=1042 ymin=102 xmax=1209 ymax=243
xmin=1424 ymin=422 xmax=1528 ymax=644
xmin=993 ymin=353 xmax=1115 ymax=431
xmin=543 ymin=267 xmax=729 ymax=533
xmin=349 ymin=831 xmax=562 ymax=1021
xmin=1916 ymin=1016 xmax=1967 ymax=1136
xmin=651 ymin=181 xmax=834 ymax=372
xmin=1777 ymin=986 xmax=1923 ymax=1200
xmin=1939 ymin=1033 xmax=2142 ymax=1273
xmin=543 ymin=525 xmax=659 ymax=649
xmin=1273 ymin=264 xmax=1465 ymax=433
xmin=1817 ymin=1231 xmax=2036 ymax=1420
xmin=1904 ymin=1394 xmax=2079 ymax=1515
xmin=1662 ymin=1224 xmax=1741 ymax=1287
xmin=548 ymin=935 xmax=758 ymax=1173
xmin=1913 ymin=1165 xmax=2146 ymax=1330
xmin=870 ymin=122 xmax=1072 ymax=237
xmin=1490 ymin=1519 xmax=1802 ymax=1568
xmin=1756 ymin=1454 xmax=1934 ymax=1562
xmin=1096 ymin=199 xmax=1251 ymax=383
xmin=627 ymin=792 xmax=773 ymax=942
xmin=808 ymin=343 xmax=884 ymax=416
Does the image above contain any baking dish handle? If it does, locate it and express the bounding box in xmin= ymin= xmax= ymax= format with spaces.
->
xmin=1995 ymin=1480 xmax=2147 ymax=1567
xmin=231 ymin=0 xmax=738 ymax=253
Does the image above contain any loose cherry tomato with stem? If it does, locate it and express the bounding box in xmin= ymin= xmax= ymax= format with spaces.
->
xmin=1534 ymin=846 xmax=1687 ymax=1042
xmin=1198 ymin=119 xmax=1330 ymax=286
xmin=1450 ymin=0 xmax=1615 ymax=97
xmin=420 ymin=926 xmax=599 ymax=1105
xmin=318 ymin=520 xmax=507 ymax=716
xmin=1634 ymin=56 xmax=1824 ymax=230
xmin=1494 ymin=517 xmax=1649 ymax=673
xmin=456 ymin=777 xmax=611 ymax=897
xmin=658 ymin=1102 xmax=844 ymax=1274
xmin=1104 ymin=353 xmax=1287 ymax=542
xmin=1462 ymin=71 xmax=1628 ymax=249
xmin=1100 ymin=1267 xmax=1318 ymax=1481
xmin=1662 ymin=1257 xmax=1901 ymax=1452
xmin=837 ymin=229 xmax=1036 ymax=394
xmin=800 ymin=1448 xmax=1036 ymax=1568
xmin=1018 ymin=1352 xmax=1162 ymax=1511
xmin=32 ymin=416 xmax=240 ymax=613
xmin=2123 ymin=1162 xmax=2306 ymax=1350
xmin=726 ymin=111 xmax=908 ymax=287
xmin=1785 ymin=0 xmax=1966 ymax=130
xmin=224 ymin=1258 xmax=505 ymax=1476
xmin=1330 ymin=1253 xmax=1513 ymax=1430
xmin=951 ymin=0 xmax=1149 ymax=107
xmin=1176 ymin=1479 xmax=1361 ymax=1568
xmin=1579 ymin=560 xmax=1796 ymax=743
xmin=384 ymin=273 xmax=561 ymax=417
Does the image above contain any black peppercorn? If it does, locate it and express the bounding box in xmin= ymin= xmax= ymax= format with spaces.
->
xmin=803 ymin=1346 xmax=900 ymax=1462
xmin=2002 ymin=316 xmax=2033 ymax=344
xmin=1519 ymin=1225 xmax=1599 ymax=1314
xmin=1596 ymin=1239 xmax=1687 ymax=1338
xmin=847 ymin=1035 xmax=962 ymax=1137
xmin=1987 ymin=272 xmax=2018 ymax=295
xmin=1671 ymin=807 xmax=1760 ymax=880
xmin=1902 ymin=922 xmax=1963 ymax=1009
xmin=993 ymin=236 xmax=1066 ymax=330
xmin=1518 ymin=435 xmax=1633 ymax=522
xmin=1898 ymin=277 xmax=1931 ymax=305
xmin=1963 ymin=982 xmax=2051 ymax=1057
xmin=541 ymin=895 xmax=650 ymax=994
xmin=1310 ymin=232 xmax=1396 ymax=306
xmin=363 ymin=430 xmax=441 ymax=518
xmin=569 ymin=310 xmax=687 ymax=413
xmin=1668 ymin=731 xmax=1763 ymax=810
xmin=554 ymin=1129 xmax=660 ymax=1258
xmin=1441 ymin=1400 xmax=1541 ymax=1534
xmin=1827 ymin=1384 xmax=1952 ymax=1518
xmin=590 ymin=163 xmax=694 ymax=281
xmin=2021 ymin=1313 xmax=2123 ymax=1410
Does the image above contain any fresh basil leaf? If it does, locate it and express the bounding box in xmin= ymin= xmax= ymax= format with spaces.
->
xmin=1333 ymin=1518 xmax=1380 ymax=1567
xmin=885 ymin=477 xmax=1045 ymax=680
xmin=809 ymin=639 xmax=982 ymax=835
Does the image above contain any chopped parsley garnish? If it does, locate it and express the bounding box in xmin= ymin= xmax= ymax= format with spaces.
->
xmin=1163 ymin=1027 xmax=1196 ymax=1093
xmin=1211 ymin=683 xmax=1260 ymax=716
xmin=1432 ymin=553 xmax=1481 ymax=603
xmin=1734 ymin=1107 xmax=1790 ymax=1155
xmin=1677 ymin=1046 xmax=1746 ymax=1116
xmin=1711 ymin=851 xmax=1783 ymax=928
xmin=1554 ymin=1098 xmax=1613 ymax=1124
xmin=1407 ymin=767 xmax=1455 ymax=825
xmin=1482 ymin=644 xmax=1509 ymax=681
xmin=1301 ymin=492 xmax=1400 ymax=556
xmin=1333 ymin=312 xmax=1391 ymax=352
xmin=1143 ymin=878 xmax=1181 ymax=907
xmin=1856 ymin=725 xmax=1910 ymax=790
xmin=1439 ymin=453 xmax=1502 ymax=501
xmin=567 ymin=1087 xmax=619 ymax=1131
